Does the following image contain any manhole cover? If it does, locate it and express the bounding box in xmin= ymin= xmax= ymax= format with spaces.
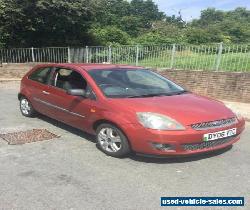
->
xmin=0 ymin=129 xmax=60 ymax=145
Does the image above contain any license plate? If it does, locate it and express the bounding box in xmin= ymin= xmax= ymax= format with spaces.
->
xmin=203 ymin=128 xmax=237 ymax=141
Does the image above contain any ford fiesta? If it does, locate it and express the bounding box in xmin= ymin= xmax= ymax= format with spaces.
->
xmin=18 ymin=63 xmax=245 ymax=157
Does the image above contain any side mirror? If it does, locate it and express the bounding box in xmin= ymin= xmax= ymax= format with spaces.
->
xmin=67 ymin=89 xmax=86 ymax=97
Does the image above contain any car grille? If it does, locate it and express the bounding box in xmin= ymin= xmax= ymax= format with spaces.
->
xmin=191 ymin=117 xmax=237 ymax=130
xmin=182 ymin=135 xmax=238 ymax=151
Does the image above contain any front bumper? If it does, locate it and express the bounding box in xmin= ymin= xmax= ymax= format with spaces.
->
xmin=123 ymin=119 xmax=245 ymax=156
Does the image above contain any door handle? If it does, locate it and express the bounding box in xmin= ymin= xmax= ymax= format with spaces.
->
xmin=42 ymin=90 xmax=50 ymax=95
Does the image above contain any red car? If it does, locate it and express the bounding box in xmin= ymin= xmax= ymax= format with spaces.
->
xmin=19 ymin=63 xmax=245 ymax=157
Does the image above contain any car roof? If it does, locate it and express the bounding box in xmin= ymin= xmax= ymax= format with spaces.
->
xmin=34 ymin=63 xmax=145 ymax=72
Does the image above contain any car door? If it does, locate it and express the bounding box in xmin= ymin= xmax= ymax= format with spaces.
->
xmin=27 ymin=66 xmax=54 ymax=116
xmin=44 ymin=67 xmax=98 ymax=132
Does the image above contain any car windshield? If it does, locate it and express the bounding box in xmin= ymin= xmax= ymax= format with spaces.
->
xmin=88 ymin=68 xmax=186 ymax=98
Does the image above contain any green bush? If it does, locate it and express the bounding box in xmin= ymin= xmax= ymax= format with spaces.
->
xmin=91 ymin=26 xmax=132 ymax=46
xmin=136 ymin=32 xmax=174 ymax=45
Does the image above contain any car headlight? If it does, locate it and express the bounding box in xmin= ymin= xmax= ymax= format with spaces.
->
xmin=225 ymin=104 xmax=243 ymax=120
xmin=136 ymin=112 xmax=185 ymax=130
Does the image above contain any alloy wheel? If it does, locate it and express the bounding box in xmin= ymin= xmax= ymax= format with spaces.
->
xmin=20 ymin=98 xmax=31 ymax=115
xmin=98 ymin=127 xmax=122 ymax=153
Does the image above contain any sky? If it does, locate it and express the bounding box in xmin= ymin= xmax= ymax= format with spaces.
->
xmin=153 ymin=0 xmax=250 ymax=21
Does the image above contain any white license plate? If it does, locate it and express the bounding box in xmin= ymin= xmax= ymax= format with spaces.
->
xmin=203 ymin=128 xmax=237 ymax=141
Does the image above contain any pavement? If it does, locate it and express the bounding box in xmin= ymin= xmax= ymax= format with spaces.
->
xmin=223 ymin=101 xmax=250 ymax=122
xmin=0 ymin=89 xmax=250 ymax=210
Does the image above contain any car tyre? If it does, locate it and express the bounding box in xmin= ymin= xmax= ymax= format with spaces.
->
xmin=96 ymin=123 xmax=131 ymax=158
xmin=20 ymin=96 xmax=36 ymax=117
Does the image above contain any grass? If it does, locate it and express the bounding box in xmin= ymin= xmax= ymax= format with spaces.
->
xmin=115 ymin=51 xmax=250 ymax=72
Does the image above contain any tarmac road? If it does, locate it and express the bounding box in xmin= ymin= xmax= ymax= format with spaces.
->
xmin=0 ymin=89 xmax=249 ymax=210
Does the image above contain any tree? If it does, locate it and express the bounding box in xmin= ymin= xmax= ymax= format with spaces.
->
xmin=165 ymin=11 xmax=186 ymax=28
xmin=151 ymin=21 xmax=186 ymax=42
xmin=92 ymin=0 xmax=131 ymax=27
xmin=0 ymin=0 xmax=250 ymax=47
xmin=130 ymin=0 xmax=165 ymax=28
xmin=185 ymin=28 xmax=210 ymax=44
xmin=136 ymin=32 xmax=174 ymax=45
xmin=188 ymin=7 xmax=250 ymax=44
xmin=194 ymin=8 xmax=224 ymax=27
xmin=0 ymin=0 xmax=95 ymax=47
xmin=119 ymin=16 xmax=144 ymax=37
xmin=90 ymin=0 xmax=166 ymax=44
xmin=91 ymin=26 xmax=131 ymax=45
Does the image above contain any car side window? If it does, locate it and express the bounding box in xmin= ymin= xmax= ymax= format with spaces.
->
xmin=29 ymin=67 xmax=51 ymax=84
xmin=52 ymin=68 xmax=87 ymax=91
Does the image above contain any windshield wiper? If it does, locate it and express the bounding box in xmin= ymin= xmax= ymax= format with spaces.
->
xmin=127 ymin=90 xmax=189 ymax=98
xmin=170 ymin=90 xmax=189 ymax=95
xmin=127 ymin=93 xmax=171 ymax=98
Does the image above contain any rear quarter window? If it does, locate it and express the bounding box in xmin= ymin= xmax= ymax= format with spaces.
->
xmin=28 ymin=67 xmax=51 ymax=84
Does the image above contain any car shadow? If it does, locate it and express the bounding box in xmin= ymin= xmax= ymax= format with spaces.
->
xmin=37 ymin=114 xmax=96 ymax=143
xmin=130 ymin=145 xmax=233 ymax=164
xmin=36 ymin=114 xmax=233 ymax=163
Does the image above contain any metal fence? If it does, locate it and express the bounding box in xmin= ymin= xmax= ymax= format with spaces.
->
xmin=1 ymin=43 xmax=250 ymax=71
xmin=0 ymin=47 xmax=69 ymax=63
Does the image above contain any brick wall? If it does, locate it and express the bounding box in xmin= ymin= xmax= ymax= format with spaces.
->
xmin=0 ymin=63 xmax=36 ymax=79
xmin=158 ymin=69 xmax=250 ymax=103
xmin=0 ymin=63 xmax=249 ymax=103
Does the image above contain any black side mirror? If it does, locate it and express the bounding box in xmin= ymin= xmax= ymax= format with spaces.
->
xmin=67 ymin=89 xmax=86 ymax=97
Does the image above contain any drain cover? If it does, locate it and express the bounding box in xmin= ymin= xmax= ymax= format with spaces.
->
xmin=0 ymin=129 xmax=59 ymax=145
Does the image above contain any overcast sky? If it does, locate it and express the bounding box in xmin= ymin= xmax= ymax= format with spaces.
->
xmin=153 ymin=0 xmax=250 ymax=21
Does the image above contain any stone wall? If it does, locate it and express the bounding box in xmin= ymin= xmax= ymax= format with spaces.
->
xmin=158 ymin=69 xmax=250 ymax=103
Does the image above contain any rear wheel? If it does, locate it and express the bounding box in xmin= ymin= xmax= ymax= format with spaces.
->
xmin=20 ymin=97 xmax=36 ymax=117
xmin=96 ymin=123 xmax=131 ymax=158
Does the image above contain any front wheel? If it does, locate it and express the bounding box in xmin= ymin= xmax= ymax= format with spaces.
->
xmin=20 ymin=96 xmax=36 ymax=117
xmin=96 ymin=123 xmax=131 ymax=158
